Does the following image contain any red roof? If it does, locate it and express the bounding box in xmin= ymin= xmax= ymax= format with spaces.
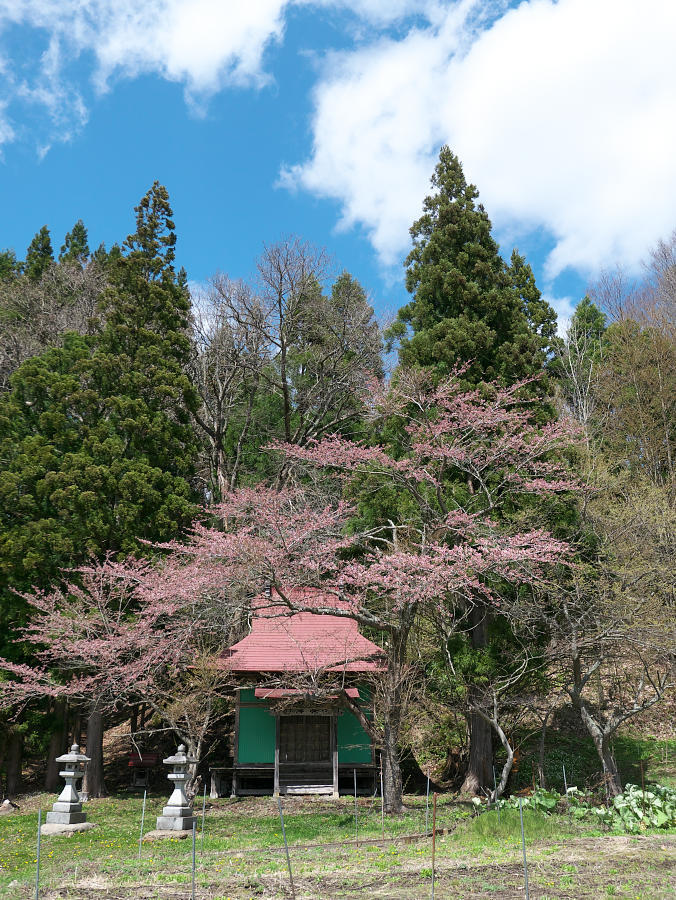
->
xmin=222 ymin=588 xmax=383 ymax=673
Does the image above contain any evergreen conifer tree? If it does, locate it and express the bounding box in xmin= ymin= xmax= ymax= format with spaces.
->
xmin=25 ymin=226 xmax=54 ymax=282
xmin=0 ymin=183 xmax=198 ymax=660
xmin=571 ymin=294 xmax=607 ymax=338
xmin=385 ymin=147 xmax=559 ymax=795
xmin=389 ymin=146 xmax=556 ymax=384
xmin=59 ymin=219 xmax=90 ymax=266
xmin=0 ymin=248 xmax=21 ymax=280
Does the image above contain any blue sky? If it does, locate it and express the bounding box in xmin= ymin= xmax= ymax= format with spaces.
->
xmin=1 ymin=0 xmax=675 ymax=332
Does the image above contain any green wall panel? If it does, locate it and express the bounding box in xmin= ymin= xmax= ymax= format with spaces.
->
xmin=238 ymin=706 xmax=276 ymax=763
xmin=238 ymin=688 xmax=266 ymax=704
xmin=338 ymin=710 xmax=371 ymax=763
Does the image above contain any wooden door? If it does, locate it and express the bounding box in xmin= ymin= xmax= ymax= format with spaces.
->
xmin=279 ymin=715 xmax=331 ymax=763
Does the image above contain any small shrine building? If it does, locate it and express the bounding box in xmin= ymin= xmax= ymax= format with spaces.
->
xmin=220 ymin=588 xmax=383 ymax=797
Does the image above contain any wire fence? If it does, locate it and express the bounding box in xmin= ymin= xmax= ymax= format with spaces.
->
xmin=21 ymin=793 xmax=541 ymax=900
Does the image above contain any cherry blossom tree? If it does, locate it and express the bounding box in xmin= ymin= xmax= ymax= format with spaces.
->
xmin=1 ymin=370 xmax=577 ymax=808
xmin=173 ymin=370 xmax=575 ymax=809
xmin=272 ymin=368 xmax=578 ymax=800
xmin=0 ymin=556 xmax=238 ymax=795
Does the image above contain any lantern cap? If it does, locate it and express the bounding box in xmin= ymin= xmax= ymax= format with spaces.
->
xmin=162 ymin=744 xmax=197 ymax=766
xmin=55 ymin=743 xmax=90 ymax=765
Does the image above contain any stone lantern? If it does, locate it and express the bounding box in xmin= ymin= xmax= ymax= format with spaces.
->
xmin=156 ymin=744 xmax=197 ymax=831
xmin=46 ymin=744 xmax=90 ymax=825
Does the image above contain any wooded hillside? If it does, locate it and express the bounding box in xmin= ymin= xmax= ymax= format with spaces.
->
xmin=1 ymin=151 xmax=673 ymax=811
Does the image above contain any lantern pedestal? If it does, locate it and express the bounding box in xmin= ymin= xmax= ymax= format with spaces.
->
xmin=156 ymin=745 xmax=196 ymax=831
xmin=45 ymin=744 xmax=90 ymax=826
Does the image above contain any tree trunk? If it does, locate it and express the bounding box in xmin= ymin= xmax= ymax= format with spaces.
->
xmin=185 ymin=736 xmax=201 ymax=797
xmin=5 ymin=729 xmax=23 ymax=798
xmin=215 ymin=444 xmax=229 ymax=501
xmin=599 ymin=736 xmax=622 ymax=797
xmin=339 ymin=624 xmax=408 ymax=814
xmin=130 ymin=704 xmax=138 ymax=742
xmin=45 ymin=699 xmax=68 ymax=791
xmin=70 ymin=710 xmax=82 ymax=748
xmin=82 ymin=703 xmax=107 ymax=798
xmin=536 ymin=708 xmax=553 ymax=789
xmin=461 ymin=605 xmax=493 ymax=795
xmin=382 ymin=721 xmax=404 ymax=814
xmin=578 ymin=702 xmax=622 ymax=797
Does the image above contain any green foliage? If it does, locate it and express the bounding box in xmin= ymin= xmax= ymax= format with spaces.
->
xmin=482 ymin=782 xmax=676 ymax=833
xmin=24 ymin=225 xmax=54 ymax=282
xmin=0 ymin=183 xmax=199 ymax=662
xmin=380 ymin=152 xmax=566 ymax=782
xmin=0 ymin=248 xmax=21 ymax=281
xmin=390 ymin=146 xmax=557 ymax=386
xmin=571 ymin=294 xmax=606 ymax=339
xmin=59 ymin=219 xmax=90 ymax=266
xmin=592 ymin=783 xmax=676 ymax=832
xmin=550 ymin=783 xmax=676 ymax=833
xmin=466 ymin=801 xmax=579 ymax=844
xmin=475 ymin=787 xmax=561 ymax=814
xmin=599 ymin=317 xmax=675 ymax=482
xmin=123 ymin=180 xmax=176 ymax=278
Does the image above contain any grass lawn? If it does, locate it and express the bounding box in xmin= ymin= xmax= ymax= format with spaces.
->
xmin=1 ymin=791 xmax=675 ymax=898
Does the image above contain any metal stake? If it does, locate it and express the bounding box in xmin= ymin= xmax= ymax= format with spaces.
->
xmin=35 ymin=808 xmax=42 ymax=900
xmin=201 ymin=784 xmax=207 ymax=854
xmin=493 ymin=766 xmax=500 ymax=824
xmin=614 ymin=745 xmax=622 ymax=792
xmin=191 ymin=820 xmax=196 ymax=900
xmin=431 ymin=792 xmax=437 ymax=900
xmin=641 ymin=760 xmax=646 ymax=817
xmin=138 ymin=789 xmax=147 ymax=860
xmin=519 ymin=798 xmax=530 ymax=900
xmin=277 ymin=796 xmax=296 ymax=900
xmin=425 ymin=773 xmax=430 ymax=832
xmin=380 ymin=759 xmax=385 ymax=839
xmin=353 ymin=768 xmax=358 ymax=843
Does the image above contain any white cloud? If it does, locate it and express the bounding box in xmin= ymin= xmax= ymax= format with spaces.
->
xmin=0 ymin=0 xmax=442 ymax=149
xmin=286 ymin=0 xmax=676 ymax=278
xmin=0 ymin=1 xmax=291 ymax=100
xmin=543 ymin=293 xmax=575 ymax=338
xmin=3 ymin=0 xmax=675 ymax=285
xmin=280 ymin=2 xmax=481 ymax=265
xmin=0 ymin=104 xmax=14 ymax=149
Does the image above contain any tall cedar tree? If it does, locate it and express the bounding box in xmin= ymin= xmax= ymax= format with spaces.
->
xmin=0 ymin=249 xmax=21 ymax=280
xmin=387 ymin=147 xmax=559 ymax=794
xmin=59 ymin=220 xmax=90 ymax=267
xmin=24 ymin=226 xmax=54 ymax=282
xmin=0 ymin=183 xmax=198 ymax=661
xmin=391 ymin=146 xmax=557 ymax=385
xmin=0 ymin=184 xmax=199 ymax=795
